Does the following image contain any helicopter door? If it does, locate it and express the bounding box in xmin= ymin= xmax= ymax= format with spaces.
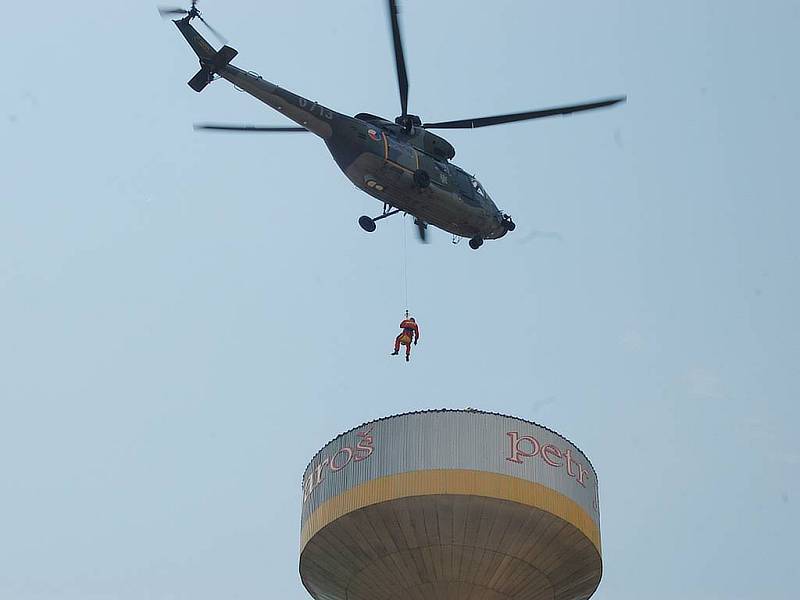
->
xmin=385 ymin=137 xmax=418 ymax=173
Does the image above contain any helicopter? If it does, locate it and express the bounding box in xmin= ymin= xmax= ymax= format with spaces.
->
xmin=160 ymin=1 xmax=625 ymax=249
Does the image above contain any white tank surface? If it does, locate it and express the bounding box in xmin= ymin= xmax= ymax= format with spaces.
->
xmin=299 ymin=410 xmax=602 ymax=600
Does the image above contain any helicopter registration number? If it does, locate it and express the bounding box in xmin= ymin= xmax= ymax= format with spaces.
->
xmin=297 ymin=96 xmax=333 ymax=120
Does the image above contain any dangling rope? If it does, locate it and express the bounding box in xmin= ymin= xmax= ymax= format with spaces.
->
xmin=402 ymin=214 xmax=409 ymax=315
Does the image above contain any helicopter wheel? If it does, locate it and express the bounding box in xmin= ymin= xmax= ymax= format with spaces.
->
xmin=469 ymin=237 xmax=483 ymax=250
xmin=358 ymin=215 xmax=377 ymax=232
xmin=413 ymin=169 xmax=431 ymax=189
xmin=505 ymin=220 xmax=516 ymax=231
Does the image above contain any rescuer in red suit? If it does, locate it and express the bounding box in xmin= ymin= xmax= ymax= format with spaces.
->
xmin=391 ymin=316 xmax=419 ymax=361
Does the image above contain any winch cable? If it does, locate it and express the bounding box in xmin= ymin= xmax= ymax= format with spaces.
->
xmin=402 ymin=214 xmax=409 ymax=315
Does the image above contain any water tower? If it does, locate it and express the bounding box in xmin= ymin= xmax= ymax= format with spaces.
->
xmin=299 ymin=410 xmax=601 ymax=600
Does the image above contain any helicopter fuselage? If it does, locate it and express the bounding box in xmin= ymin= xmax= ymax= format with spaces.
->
xmin=174 ymin=18 xmax=512 ymax=242
xmin=326 ymin=117 xmax=509 ymax=241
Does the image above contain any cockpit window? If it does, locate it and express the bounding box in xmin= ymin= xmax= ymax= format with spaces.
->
xmin=472 ymin=178 xmax=486 ymax=198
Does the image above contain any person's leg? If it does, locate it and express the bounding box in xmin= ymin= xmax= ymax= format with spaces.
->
xmin=392 ymin=334 xmax=402 ymax=354
xmin=405 ymin=342 xmax=411 ymax=361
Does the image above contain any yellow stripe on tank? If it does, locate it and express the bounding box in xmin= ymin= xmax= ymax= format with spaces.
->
xmin=300 ymin=468 xmax=601 ymax=552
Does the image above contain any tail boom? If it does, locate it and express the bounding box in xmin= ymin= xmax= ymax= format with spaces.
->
xmin=172 ymin=17 xmax=336 ymax=138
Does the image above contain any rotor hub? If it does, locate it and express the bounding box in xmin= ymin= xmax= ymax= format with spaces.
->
xmin=395 ymin=114 xmax=421 ymax=132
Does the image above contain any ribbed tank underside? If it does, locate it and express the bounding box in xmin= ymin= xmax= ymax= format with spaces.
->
xmin=300 ymin=495 xmax=601 ymax=600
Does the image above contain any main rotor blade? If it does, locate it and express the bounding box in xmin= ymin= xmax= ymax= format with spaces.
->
xmin=388 ymin=0 xmax=409 ymax=117
xmin=423 ymin=96 xmax=626 ymax=130
xmin=197 ymin=15 xmax=227 ymax=44
xmin=194 ymin=123 xmax=308 ymax=132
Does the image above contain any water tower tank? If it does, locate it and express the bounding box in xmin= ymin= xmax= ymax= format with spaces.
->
xmin=299 ymin=410 xmax=601 ymax=600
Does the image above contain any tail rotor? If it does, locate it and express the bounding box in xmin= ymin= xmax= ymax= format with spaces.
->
xmin=157 ymin=1 xmax=226 ymax=43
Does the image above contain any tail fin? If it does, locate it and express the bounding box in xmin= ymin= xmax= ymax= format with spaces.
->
xmin=174 ymin=17 xmax=216 ymax=61
xmin=186 ymin=45 xmax=238 ymax=92
xmin=174 ymin=18 xmax=238 ymax=93
xmin=188 ymin=67 xmax=213 ymax=92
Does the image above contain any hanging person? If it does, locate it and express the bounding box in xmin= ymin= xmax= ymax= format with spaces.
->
xmin=391 ymin=316 xmax=420 ymax=362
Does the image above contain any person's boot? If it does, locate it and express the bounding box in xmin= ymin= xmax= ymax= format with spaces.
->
xmin=390 ymin=350 xmax=399 ymax=355
xmin=405 ymin=355 xmax=410 ymax=362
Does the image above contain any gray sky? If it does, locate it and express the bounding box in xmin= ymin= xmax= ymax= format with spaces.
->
xmin=1 ymin=1 xmax=798 ymax=599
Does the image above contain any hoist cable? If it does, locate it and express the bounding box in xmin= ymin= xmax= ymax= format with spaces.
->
xmin=402 ymin=215 xmax=409 ymax=313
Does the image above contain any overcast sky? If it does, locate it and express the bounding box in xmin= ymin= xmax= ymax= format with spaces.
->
xmin=1 ymin=1 xmax=798 ymax=599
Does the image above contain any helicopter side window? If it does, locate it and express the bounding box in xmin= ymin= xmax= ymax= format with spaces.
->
xmin=386 ymin=136 xmax=417 ymax=171
xmin=426 ymin=156 xmax=450 ymax=185
xmin=452 ymin=168 xmax=480 ymax=207
xmin=433 ymin=159 xmax=449 ymax=176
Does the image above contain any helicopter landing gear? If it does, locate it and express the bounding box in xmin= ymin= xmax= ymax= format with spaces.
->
xmin=359 ymin=205 xmax=402 ymax=233
xmin=413 ymin=169 xmax=430 ymax=189
xmin=469 ymin=237 xmax=484 ymax=250
xmin=502 ymin=213 xmax=516 ymax=231
xmin=358 ymin=215 xmax=377 ymax=232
